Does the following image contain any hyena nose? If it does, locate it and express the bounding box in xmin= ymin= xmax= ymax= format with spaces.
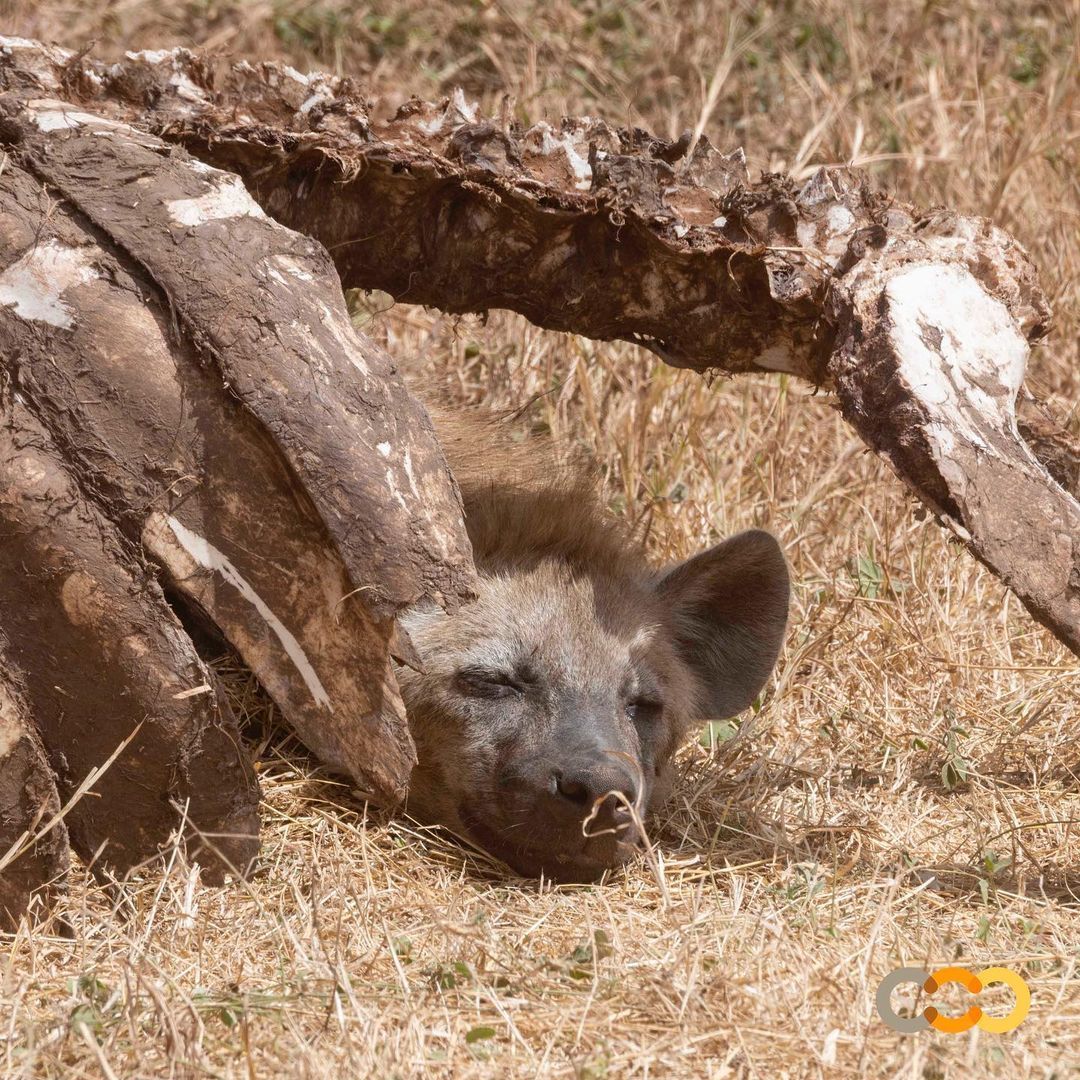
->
xmin=551 ymin=763 xmax=638 ymax=826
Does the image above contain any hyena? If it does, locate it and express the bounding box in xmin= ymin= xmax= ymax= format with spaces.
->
xmin=397 ymin=401 xmax=790 ymax=882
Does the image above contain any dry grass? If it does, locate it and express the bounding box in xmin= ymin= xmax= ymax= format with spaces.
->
xmin=2 ymin=1 xmax=1080 ymax=1076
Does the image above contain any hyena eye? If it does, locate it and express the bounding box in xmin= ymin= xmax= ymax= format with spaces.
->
xmin=626 ymin=698 xmax=662 ymax=724
xmin=455 ymin=668 xmax=524 ymax=699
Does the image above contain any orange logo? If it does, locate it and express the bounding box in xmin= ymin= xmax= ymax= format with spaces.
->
xmin=876 ymin=966 xmax=1030 ymax=1034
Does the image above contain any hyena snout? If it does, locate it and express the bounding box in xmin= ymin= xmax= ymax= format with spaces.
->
xmin=521 ymin=751 xmax=640 ymax=841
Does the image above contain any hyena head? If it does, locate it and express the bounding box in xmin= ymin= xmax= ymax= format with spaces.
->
xmin=396 ymin=443 xmax=790 ymax=881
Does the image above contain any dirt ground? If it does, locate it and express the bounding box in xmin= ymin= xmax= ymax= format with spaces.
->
xmin=1 ymin=2 xmax=1079 ymax=1077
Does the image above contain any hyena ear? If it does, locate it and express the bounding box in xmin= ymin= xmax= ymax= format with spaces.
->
xmin=656 ymin=529 xmax=790 ymax=719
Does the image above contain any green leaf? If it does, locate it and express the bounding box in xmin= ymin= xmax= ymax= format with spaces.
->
xmin=941 ymin=759 xmax=967 ymax=791
xmin=1010 ymin=39 xmax=1045 ymax=84
xmin=465 ymin=1025 xmax=497 ymax=1044
xmin=700 ymin=719 xmax=739 ymax=749
xmin=68 ymin=1004 xmax=102 ymax=1036
xmin=76 ymin=973 xmax=110 ymax=1004
xmin=215 ymin=1005 xmax=240 ymax=1028
xmin=855 ymin=553 xmax=884 ymax=599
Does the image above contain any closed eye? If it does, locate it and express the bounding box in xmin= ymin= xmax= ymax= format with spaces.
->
xmin=455 ymin=667 xmax=525 ymax=699
xmin=626 ymin=698 xmax=662 ymax=724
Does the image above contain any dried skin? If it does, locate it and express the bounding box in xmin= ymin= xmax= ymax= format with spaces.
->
xmin=0 ymin=80 xmax=476 ymax=623
xmin=0 ymin=647 xmax=67 ymax=929
xmin=0 ymin=153 xmax=429 ymax=803
xmin=0 ymin=87 xmax=479 ymax=803
xmin=0 ymin=98 xmax=476 ymax=903
xmin=0 ymin=43 xmax=1048 ymax=376
xmin=832 ymin=250 xmax=1080 ymax=653
xmin=0 ymin=397 xmax=259 ymax=879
